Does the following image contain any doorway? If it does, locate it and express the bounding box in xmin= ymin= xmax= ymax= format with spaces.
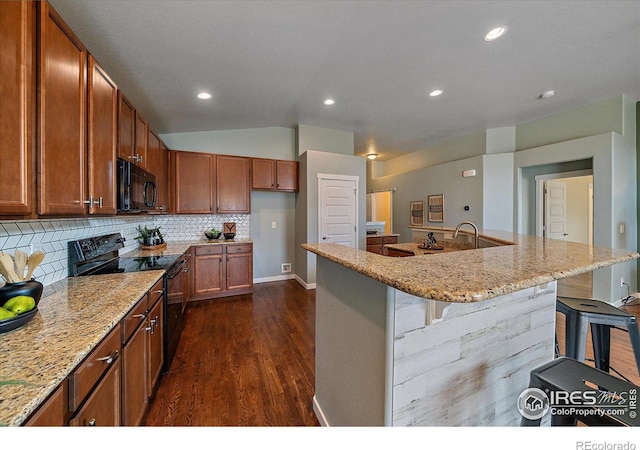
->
xmin=366 ymin=189 xmax=394 ymax=235
xmin=318 ymin=174 xmax=359 ymax=248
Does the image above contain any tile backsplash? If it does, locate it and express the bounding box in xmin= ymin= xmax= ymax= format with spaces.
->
xmin=0 ymin=214 xmax=249 ymax=287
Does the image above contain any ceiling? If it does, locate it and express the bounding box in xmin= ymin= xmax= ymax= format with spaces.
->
xmin=48 ymin=0 xmax=640 ymax=161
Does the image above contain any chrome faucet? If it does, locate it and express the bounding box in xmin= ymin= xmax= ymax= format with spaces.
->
xmin=453 ymin=221 xmax=479 ymax=249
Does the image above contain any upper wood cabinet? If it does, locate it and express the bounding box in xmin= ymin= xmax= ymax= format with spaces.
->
xmin=216 ymin=155 xmax=250 ymax=213
xmin=37 ymin=1 xmax=88 ymax=215
xmin=0 ymin=0 xmax=35 ymax=217
xmin=117 ymin=91 xmax=136 ymax=163
xmin=147 ymin=133 xmax=168 ymax=213
xmin=170 ymin=150 xmax=215 ymax=214
xmin=134 ymin=111 xmax=148 ymax=170
xmin=87 ymin=55 xmax=117 ymax=215
xmin=250 ymin=158 xmax=298 ymax=192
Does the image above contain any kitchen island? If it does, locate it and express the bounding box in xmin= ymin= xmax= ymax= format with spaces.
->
xmin=302 ymin=229 xmax=639 ymax=426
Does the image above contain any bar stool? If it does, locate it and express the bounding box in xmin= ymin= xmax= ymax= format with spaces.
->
xmin=520 ymin=357 xmax=640 ymax=426
xmin=556 ymin=296 xmax=640 ymax=378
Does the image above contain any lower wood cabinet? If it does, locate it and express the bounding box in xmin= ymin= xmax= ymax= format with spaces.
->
xmin=190 ymin=243 xmax=253 ymax=301
xmin=24 ymin=277 xmax=166 ymax=427
xmin=366 ymin=235 xmax=398 ymax=254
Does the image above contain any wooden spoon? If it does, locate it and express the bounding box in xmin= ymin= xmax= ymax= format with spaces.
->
xmin=0 ymin=252 xmax=19 ymax=283
xmin=14 ymin=250 xmax=28 ymax=281
xmin=24 ymin=250 xmax=45 ymax=281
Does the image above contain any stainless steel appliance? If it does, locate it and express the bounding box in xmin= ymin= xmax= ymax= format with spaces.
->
xmin=117 ymin=159 xmax=157 ymax=212
xmin=69 ymin=232 xmax=186 ymax=372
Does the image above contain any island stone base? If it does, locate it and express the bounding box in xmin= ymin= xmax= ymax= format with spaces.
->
xmin=313 ymin=258 xmax=556 ymax=426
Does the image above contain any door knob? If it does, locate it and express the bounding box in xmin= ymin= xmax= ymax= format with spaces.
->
xmin=322 ymin=236 xmax=328 ymax=240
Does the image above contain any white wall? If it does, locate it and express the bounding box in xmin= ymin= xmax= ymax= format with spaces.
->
xmin=297 ymin=125 xmax=354 ymax=156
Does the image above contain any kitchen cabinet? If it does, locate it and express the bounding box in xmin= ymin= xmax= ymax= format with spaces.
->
xmin=134 ymin=111 xmax=148 ymax=170
xmin=37 ymin=1 xmax=87 ymax=215
xmin=216 ymin=155 xmax=251 ymax=213
xmin=190 ymin=243 xmax=253 ymax=301
xmin=117 ymin=91 xmax=136 ymax=163
xmin=366 ymin=235 xmax=398 ymax=254
xmin=170 ymin=150 xmax=215 ymax=214
xmin=191 ymin=245 xmax=225 ymax=300
xmin=250 ymin=158 xmax=299 ymax=192
xmin=0 ymin=0 xmax=35 ymax=217
xmin=120 ymin=294 xmax=148 ymax=426
xmin=24 ymin=383 xmax=68 ymax=426
xmin=68 ymin=324 xmax=121 ymax=426
xmin=147 ymin=294 xmax=164 ymax=394
xmin=147 ymin=130 xmax=168 ymax=212
xmin=120 ymin=277 xmax=164 ymax=426
xmin=87 ymin=55 xmax=118 ymax=215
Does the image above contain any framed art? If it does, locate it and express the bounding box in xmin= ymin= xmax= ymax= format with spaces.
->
xmin=427 ymin=194 xmax=444 ymax=222
xmin=410 ymin=200 xmax=424 ymax=226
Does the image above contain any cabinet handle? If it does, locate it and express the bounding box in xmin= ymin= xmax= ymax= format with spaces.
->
xmin=153 ymin=289 xmax=164 ymax=295
xmin=96 ymin=350 xmax=118 ymax=365
xmin=133 ymin=313 xmax=147 ymax=319
xmin=83 ymin=196 xmax=95 ymax=208
xmin=88 ymin=418 xmax=96 ymax=427
xmin=97 ymin=197 xmax=103 ymax=208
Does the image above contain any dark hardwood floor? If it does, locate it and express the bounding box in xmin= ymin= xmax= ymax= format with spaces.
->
xmin=145 ymin=274 xmax=640 ymax=427
xmin=145 ymin=280 xmax=320 ymax=426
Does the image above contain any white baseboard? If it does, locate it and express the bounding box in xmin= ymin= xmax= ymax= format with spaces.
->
xmin=312 ymin=395 xmax=328 ymax=426
xmin=295 ymin=275 xmax=316 ymax=290
xmin=253 ymin=274 xmax=296 ymax=284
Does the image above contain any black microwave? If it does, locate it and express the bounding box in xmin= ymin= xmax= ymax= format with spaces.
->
xmin=117 ymin=159 xmax=157 ymax=212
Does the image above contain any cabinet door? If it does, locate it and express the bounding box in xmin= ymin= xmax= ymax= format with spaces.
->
xmin=171 ymin=151 xmax=214 ymax=214
xmin=38 ymin=1 xmax=87 ymax=215
xmin=87 ymin=55 xmax=117 ymax=215
xmin=69 ymin=361 xmax=121 ymax=426
xmin=146 ymin=130 xmax=167 ymax=212
xmin=117 ymin=91 xmax=135 ymax=163
xmin=226 ymin=252 xmax=253 ymax=292
xmin=147 ymin=298 xmax=164 ymax=395
xmin=216 ymin=155 xmax=250 ymax=213
xmin=251 ymin=158 xmax=276 ymax=190
xmin=121 ymin=321 xmax=147 ymax=426
xmin=276 ymin=160 xmax=299 ymax=192
xmin=0 ymin=0 xmax=35 ymax=216
xmin=135 ymin=111 xmax=148 ymax=169
xmin=157 ymin=142 xmax=169 ymax=212
xmin=191 ymin=249 xmax=224 ymax=300
xmin=24 ymin=382 xmax=67 ymax=426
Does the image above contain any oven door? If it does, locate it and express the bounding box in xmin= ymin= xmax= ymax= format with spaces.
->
xmin=164 ymin=256 xmax=186 ymax=372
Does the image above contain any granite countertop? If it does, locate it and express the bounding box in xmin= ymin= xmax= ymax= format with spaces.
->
xmin=122 ymin=238 xmax=253 ymax=258
xmin=384 ymin=241 xmax=472 ymax=255
xmin=0 ymin=271 xmax=164 ymax=426
xmin=366 ymin=233 xmax=400 ymax=238
xmin=303 ymin=228 xmax=639 ymax=303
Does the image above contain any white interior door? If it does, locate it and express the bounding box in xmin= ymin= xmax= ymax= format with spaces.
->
xmin=319 ymin=176 xmax=358 ymax=248
xmin=545 ymin=180 xmax=567 ymax=240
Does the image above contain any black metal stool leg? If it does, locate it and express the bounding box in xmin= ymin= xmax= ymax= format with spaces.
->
xmin=591 ymin=323 xmax=611 ymax=372
xmin=626 ymin=318 xmax=640 ymax=376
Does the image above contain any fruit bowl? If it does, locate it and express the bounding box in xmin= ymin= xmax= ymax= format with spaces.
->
xmin=204 ymin=231 xmax=221 ymax=240
xmin=0 ymin=280 xmax=42 ymax=334
xmin=0 ymin=308 xmax=38 ymax=334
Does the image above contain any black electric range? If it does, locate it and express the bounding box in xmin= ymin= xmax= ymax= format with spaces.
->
xmin=68 ymin=232 xmax=187 ymax=373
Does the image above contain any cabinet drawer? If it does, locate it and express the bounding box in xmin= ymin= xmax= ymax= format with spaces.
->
xmin=194 ymin=245 xmax=223 ymax=256
xmin=120 ymin=296 xmax=147 ymax=344
xmin=367 ymin=236 xmax=383 ymax=245
xmin=226 ymin=244 xmax=252 ymax=254
xmin=69 ymin=324 xmax=121 ymax=411
xmin=148 ymin=277 xmax=164 ymax=307
xmin=382 ymin=236 xmax=398 ymax=244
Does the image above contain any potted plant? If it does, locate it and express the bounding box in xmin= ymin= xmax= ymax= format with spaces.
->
xmin=135 ymin=226 xmax=164 ymax=246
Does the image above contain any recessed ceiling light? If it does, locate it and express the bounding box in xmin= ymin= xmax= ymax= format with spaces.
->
xmin=324 ymin=98 xmax=335 ymax=106
xmin=539 ymin=90 xmax=555 ymax=99
xmin=197 ymin=92 xmax=212 ymax=100
xmin=484 ymin=26 xmax=508 ymax=42
xmin=429 ymin=89 xmax=443 ymax=97
xmin=367 ymin=154 xmax=378 ymax=160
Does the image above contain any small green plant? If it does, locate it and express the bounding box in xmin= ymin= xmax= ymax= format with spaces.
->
xmin=135 ymin=226 xmax=164 ymax=246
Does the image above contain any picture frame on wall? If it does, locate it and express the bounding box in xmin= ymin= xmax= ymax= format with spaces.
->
xmin=410 ymin=200 xmax=424 ymax=226
xmin=428 ymin=194 xmax=444 ymax=222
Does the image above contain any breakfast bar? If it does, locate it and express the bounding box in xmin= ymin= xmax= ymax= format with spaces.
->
xmin=303 ymin=229 xmax=639 ymax=426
